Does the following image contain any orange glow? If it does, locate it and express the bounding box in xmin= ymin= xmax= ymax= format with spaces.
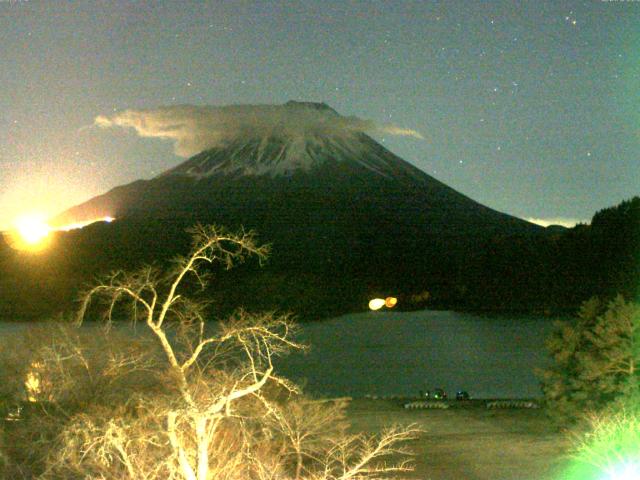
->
xmin=3 ymin=214 xmax=115 ymax=253
xmin=368 ymin=298 xmax=386 ymax=311
xmin=4 ymin=214 xmax=53 ymax=252
xmin=15 ymin=215 xmax=50 ymax=244
xmin=369 ymin=296 xmax=398 ymax=311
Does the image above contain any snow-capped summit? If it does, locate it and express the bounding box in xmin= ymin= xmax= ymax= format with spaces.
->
xmin=55 ymin=101 xmax=538 ymax=243
xmin=158 ymin=101 xmax=400 ymax=179
xmin=160 ymin=132 xmax=405 ymax=179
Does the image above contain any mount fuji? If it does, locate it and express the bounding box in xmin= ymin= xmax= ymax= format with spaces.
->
xmin=56 ymin=101 xmax=536 ymax=233
xmin=42 ymin=101 xmax=547 ymax=318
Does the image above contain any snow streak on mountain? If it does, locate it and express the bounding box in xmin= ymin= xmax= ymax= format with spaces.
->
xmin=161 ymin=132 xmax=388 ymax=179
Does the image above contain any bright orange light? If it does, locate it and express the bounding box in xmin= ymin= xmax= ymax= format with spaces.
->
xmin=15 ymin=215 xmax=51 ymax=245
xmin=4 ymin=214 xmax=53 ymax=252
xmin=369 ymin=298 xmax=386 ymax=311
xmin=3 ymin=214 xmax=115 ymax=252
xmin=369 ymin=296 xmax=398 ymax=311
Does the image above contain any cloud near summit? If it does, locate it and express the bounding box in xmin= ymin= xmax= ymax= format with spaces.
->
xmin=94 ymin=103 xmax=423 ymax=157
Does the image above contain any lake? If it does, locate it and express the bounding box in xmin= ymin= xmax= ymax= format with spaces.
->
xmin=1 ymin=310 xmax=558 ymax=399
xmin=277 ymin=310 xmax=557 ymax=399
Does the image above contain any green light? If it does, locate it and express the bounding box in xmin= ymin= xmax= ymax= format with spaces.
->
xmin=603 ymin=462 xmax=639 ymax=480
xmin=558 ymin=410 xmax=640 ymax=480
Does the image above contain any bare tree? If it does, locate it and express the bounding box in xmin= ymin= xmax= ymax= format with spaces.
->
xmin=266 ymin=397 xmax=350 ymax=479
xmin=0 ymin=319 xmax=162 ymax=479
xmin=5 ymin=224 xmax=418 ymax=479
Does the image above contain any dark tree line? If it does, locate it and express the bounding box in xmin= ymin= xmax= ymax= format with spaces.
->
xmin=453 ymin=196 xmax=639 ymax=314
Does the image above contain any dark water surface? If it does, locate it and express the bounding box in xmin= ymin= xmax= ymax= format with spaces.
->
xmin=2 ymin=310 xmax=557 ymax=399
xmin=276 ymin=310 xmax=557 ymax=399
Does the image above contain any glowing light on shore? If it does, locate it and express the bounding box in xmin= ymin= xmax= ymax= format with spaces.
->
xmin=368 ymin=298 xmax=386 ymax=311
xmin=369 ymin=296 xmax=399 ymax=311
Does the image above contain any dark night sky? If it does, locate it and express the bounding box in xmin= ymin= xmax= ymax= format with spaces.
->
xmin=1 ymin=0 xmax=638 ymax=229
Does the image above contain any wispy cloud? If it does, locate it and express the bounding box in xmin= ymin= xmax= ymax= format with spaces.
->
xmin=94 ymin=103 xmax=423 ymax=157
xmin=525 ymin=217 xmax=587 ymax=228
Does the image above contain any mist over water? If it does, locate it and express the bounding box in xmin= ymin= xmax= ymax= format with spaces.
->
xmin=277 ymin=310 xmax=557 ymax=399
